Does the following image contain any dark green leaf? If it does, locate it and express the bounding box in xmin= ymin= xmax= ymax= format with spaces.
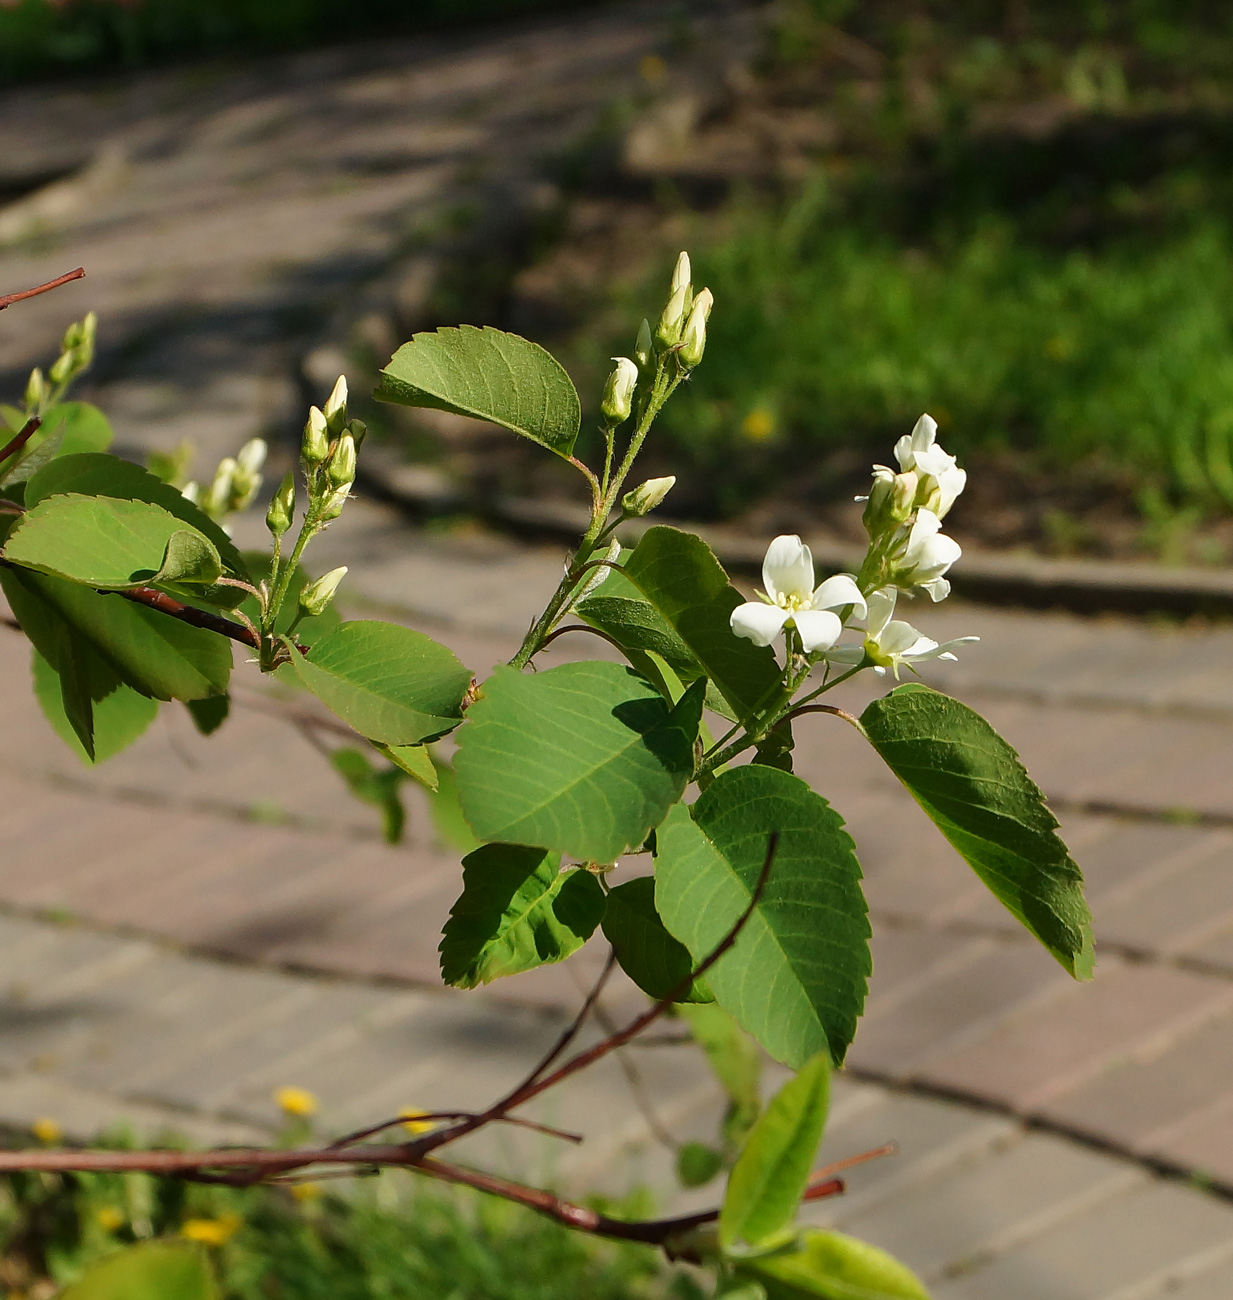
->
xmin=736 ymin=1230 xmax=931 ymax=1300
xmin=60 ymin=1240 xmax=217 ymax=1300
xmin=283 ymin=620 xmax=471 ymax=746
xmin=439 ymin=844 xmax=606 ymax=988
xmin=677 ymin=1141 xmax=726 ymax=1188
xmin=377 ymin=326 xmax=580 ymax=459
xmin=601 ymin=876 xmax=712 ymax=1003
xmin=33 ymin=648 xmax=158 ymax=765
xmin=187 ymin=694 xmax=230 ymax=736
xmin=678 ymin=1002 xmax=762 ymax=1150
xmin=861 ymin=684 xmax=1094 ymax=979
xmin=575 ymin=595 xmax=702 ymax=684
xmin=622 ymin=527 xmax=782 ymax=723
xmin=720 ymin=1052 xmax=830 ymax=1249
xmin=655 ymin=766 xmax=871 ymax=1068
xmin=455 ymin=665 xmax=703 ymax=863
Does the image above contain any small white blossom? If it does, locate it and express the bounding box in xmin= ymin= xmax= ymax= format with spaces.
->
xmin=896 ymin=508 xmax=962 ymax=601
xmin=828 ymin=588 xmax=977 ymax=677
xmin=730 ymin=535 xmax=866 ymax=653
xmin=894 ymin=414 xmax=967 ymax=519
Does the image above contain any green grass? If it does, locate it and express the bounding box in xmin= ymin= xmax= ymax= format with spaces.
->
xmin=651 ymin=192 xmax=1233 ymax=518
xmin=0 ymin=1145 xmax=696 ymax=1299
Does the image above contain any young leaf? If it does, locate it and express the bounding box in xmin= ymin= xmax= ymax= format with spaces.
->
xmin=455 ymin=665 xmax=703 ymax=863
xmin=439 ymin=844 xmax=606 ymax=988
xmin=283 ymin=620 xmax=471 ymax=746
xmin=59 ymin=1240 xmax=217 ymax=1300
xmin=374 ymin=741 xmax=439 ymax=791
xmin=678 ymin=1002 xmax=763 ymax=1150
xmin=377 ymin=326 xmax=581 ymax=459
xmin=187 ymin=694 xmax=230 ymax=736
xmin=735 ymin=1229 xmax=930 ymax=1300
xmin=622 ymin=527 xmax=781 ymax=723
xmin=33 ymin=649 xmax=158 ymax=765
xmin=720 ymin=1051 xmax=830 ymax=1249
xmin=601 ymin=877 xmax=713 ymax=1003
xmin=4 ymin=495 xmax=224 ymax=590
xmin=655 ymin=765 xmax=871 ymax=1068
xmin=861 ymin=684 xmax=1094 ymax=979
xmin=1 ymin=566 xmax=231 ymax=703
xmin=677 ymin=1141 xmax=726 ymax=1188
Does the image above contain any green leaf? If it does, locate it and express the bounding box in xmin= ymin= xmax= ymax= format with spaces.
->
xmin=575 ymin=595 xmax=703 ymax=684
xmin=601 ymin=876 xmax=712 ymax=1003
xmin=375 ymin=741 xmax=439 ymax=791
xmin=25 ymin=452 xmax=247 ymax=589
xmin=426 ymin=756 xmax=480 ymax=853
xmin=33 ymin=648 xmax=158 ymax=765
xmin=283 ymin=620 xmax=471 ymax=746
xmin=377 ymin=326 xmax=580 ymax=459
xmin=330 ymin=746 xmax=406 ymax=844
xmin=655 ymin=765 xmax=871 ymax=1068
xmin=0 ymin=566 xmax=231 ymax=703
xmin=0 ymin=401 xmax=113 ymax=488
xmin=5 ymin=495 xmax=224 ymax=592
xmin=736 ymin=1230 xmax=931 ymax=1300
xmin=60 ymin=1240 xmax=218 ymax=1300
xmin=678 ymin=1002 xmax=763 ymax=1150
xmin=187 ymin=694 xmax=230 ymax=736
xmin=455 ymin=665 xmax=703 ymax=863
xmin=720 ymin=1052 xmax=830 ymax=1249
xmin=860 ymin=684 xmax=1094 ymax=979
xmin=439 ymin=844 xmax=606 ymax=988
xmin=622 ymin=527 xmax=781 ymax=723
xmin=677 ymin=1141 xmax=726 ymax=1188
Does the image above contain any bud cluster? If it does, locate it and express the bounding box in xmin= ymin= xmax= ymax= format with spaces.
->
xmin=653 ymin=252 xmax=712 ymax=370
xmin=295 ymin=375 xmax=365 ymax=529
xmin=196 ymin=438 xmax=268 ymax=523
xmin=23 ymin=312 xmax=97 ymax=416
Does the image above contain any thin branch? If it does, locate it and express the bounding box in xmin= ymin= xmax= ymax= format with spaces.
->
xmin=326 ymin=1111 xmax=583 ymax=1150
xmin=783 ymin=703 xmax=862 ymax=728
xmin=0 ymin=268 xmax=84 ymax=311
xmin=119 ymin=587 xmax=260 ymax=649
xmin=0 ymin=416 xmax=41 ymax=467
xmin=539 ymin=623 xmax=627 ymax=654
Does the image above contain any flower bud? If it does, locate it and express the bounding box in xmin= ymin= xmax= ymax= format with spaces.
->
xmin=656 ymin=283 xmax=689 ymax=350
xmin=671 ymin=251 xmax=691 ymax=296
xmin=326 ymin=432 xmax=356 ymax=489
xmin=678 ymin=287 xmax=712 ymax=368
xmin=237 ymin=437 xmax=267 ymax=477
xmin=24 ymin=368 xmax=46 ymax=411
xmin=601 ymin=357 xmax=638 ymax=425
xmin=302 ymin=407 xmax=329 ymax=465
xmin=323 ymin=375 xmax=348 ymax=436
xmin=634 ymin=318 xmax=653 ymax=372
xmin=48 ymin=351 xmax=74 ymax=386
xmin=622 ymin=475 xmax=676 ymax=518
xmin=204 ymin=458 xmax=236 ymax=520
xmin=300 ymin=566 xmax=347 ymax=617
xmin=318 ymin=486 xmax=350 ymax=521
xmin=266 ymin=472 xmax=295 ymax=538
xmin=182 ymin=481 xmax=201 ymax=505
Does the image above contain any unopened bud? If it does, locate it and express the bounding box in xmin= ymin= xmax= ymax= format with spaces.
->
xmin=670 ymin=251 xmax=691 ymax=296
xmin=326 ymin=432 xmax=356 ymax=489
xmin=302 ymin=407 xmax=329 ymax=465
xmin=204 ymin=458 xmax=237 ymax=519
xmin=300 ymin=566 xmax=347 ymax=617
xmin=622 ymin=475 xmax=676 ymax=518
xmin=24 ymin=368 xmax=46 ymax=411
xmin=237 ymin=438 xmax=267 ymax=478
xmin=656 ymin=283 xmax=689 ymax=350
xmin=323 ymin=375 xmax=348 ymax=435
xmin=601 ymin=357 xmax=638 ymax=425
xmin=634 ymin=318 xmax=653 ymax=372
xmin=48 ymin=351 xmax=74 ymax=386
xmin=181 ymin=481 xmax=201 ymax=506
xmin=861 ymin=468 xmax=916 ymax=538
xmin=318 ymin=486 xmax=350 ymax=521
xmin=678 ymin=288 xmax=712 ymax=368
xmin=266 ymin=472 xmax=295 ymax=538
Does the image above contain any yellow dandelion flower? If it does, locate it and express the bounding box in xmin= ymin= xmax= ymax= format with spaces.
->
xmin=399 ymin=1107 xmax=438 ymax=1135
xmin=741 ymin=408 xmax=776 ymax=442
xmin=274 ymin=1086 xmax=318 ymax=1118
xmin=96 ymin=1206 xmax=125 ymax=1232
xmin=31 ymin=1117 xmax=61 ymax=1145
xmin=639 ymin=54 xmax=667 ymax=85
xmin=181 ymin=1213 xmax=242 ymax=1247
xmin=290 ymin=1182 xmax=322 ymax=1203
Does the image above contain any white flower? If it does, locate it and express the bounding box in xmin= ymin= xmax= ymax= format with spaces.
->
xmin=730 ymin=535 xmax=866 ymax=653
xmin=896 ymin=508 xmax=962 ymax=601
xmin=828 ymin=588 xmax=978 ymax=677
xmin=894 ymin=414 xmax=966 ymax=519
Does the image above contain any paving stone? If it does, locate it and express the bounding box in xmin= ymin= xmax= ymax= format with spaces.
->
xmin=929 ymin=1180 xmax=1233 ymax=1300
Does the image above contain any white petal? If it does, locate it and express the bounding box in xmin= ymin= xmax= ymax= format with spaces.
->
xmin=911 ymin=413 xmax=938 ymax=453
xmin=865 ymin=587 xmax=898 ymax=639
xmin=934 ymin=466 xmax=967 ymax=519
xmin=811 ymin=573 xmax=867 ymax=621
xmin=881 ymin=620 xmax=937 ymax=659
xmin=914 ymin=533 xmax=962 ymax=577
xmin=730 ymin=602 xmax=789 ymax=647
xmin=792 ymin=609 xmax=843 ymax=653
xmin=912 ymin=445 xmax=957 ymax=479
xmin=893 ymin=433 xmax=914 ymax=471
xmin=823 ymin=643 xmax=865 ymax=665
xmin=920 ymin=577 xmax=951 ymax=602
xmin=762 ymin=535 xmax=814 ymax=604
xmin=903 ymin=508 xmax=942 ymax=562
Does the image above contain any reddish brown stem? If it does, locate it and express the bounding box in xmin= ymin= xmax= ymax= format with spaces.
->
xmin=120 ymin=587 xmax=259 ymax=649
xmin=0 ymin=416 xmax=41 ymax=468
xmin=785 ymin=703 xmax=861 ymax=727
xmin=0 ymin=268 xmax=85 ymax=311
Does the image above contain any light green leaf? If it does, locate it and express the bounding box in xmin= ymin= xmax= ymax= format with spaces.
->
xmin=5 ymin=495 xmax=224 ymax=592
xmin=601 ymin=876 xmax=712 ymax=1003
xmin=375 ymin=741 xmax=439 ymax=791
xmin=377 ymin=326 xmax=580 ymax=459
xmin=439 ymin=844 xmax=606 ymax=988
xmin=677 ymin=1141 xmax=726 ymax=1188
xmin=860 ymin=684 xmax=1094 ymax=979
xmin=736 ymin=1230 xmax=930 ymax=1300
xmin=60 ymin=1240 xmax=218 ymax=1300
xmin=622 ymin=527 xmax=782 ymax=723
xmin=283 ymin=620 xmax=471 ymax=746
xmin=1 ymin=566 xmax=231 ymax=704
xmin=678 ymin=1002 xmax=762 ymax=1149
xmin=455 ymin=665 xmax=703 ymax=863
xmin=720 ymin=1052 xmax=830 ymax=1249
xmin=0 ymin=401 xmax=113 ymax=488
xmin=655 ymin=765 xmax=871 ymax=1068
xmin=33 ymin=648 xmax=158 ymax=765
xmin=426 ymin=756 xmax=480 ymax=853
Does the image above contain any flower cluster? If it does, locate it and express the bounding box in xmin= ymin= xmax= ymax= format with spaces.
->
xmin=730 ymin=414 xmax=977 ymax=677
